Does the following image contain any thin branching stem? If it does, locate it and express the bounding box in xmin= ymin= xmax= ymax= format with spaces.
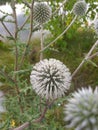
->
xmin=40 ymin=25 xmax=44 ymax=60
xmin=11 ymin=0 xmax=18 ymax=70
xmin=11 ymin=0 xmax=24 ymax=113
xmin=18 ymin=15 xmax=30 ymax=31
xmin=0 ymin=21 xmax=14 ymax=39
xmin=0 ymin=9 xmax=12 ymax=16
xmin=19 ymin=0 xmax=34 ymax=69
xmin=72 ymin=40 xmax=98 ymax=78
xmin=40 ymin=15 xmax=77 ymax=52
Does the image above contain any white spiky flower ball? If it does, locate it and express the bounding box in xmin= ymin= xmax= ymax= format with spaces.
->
xmin=94 ymin=19 xmax=98 ymax=35
xmin=30 ymin=59 xmax=71 ymax=99
xmin=73 ymin=1 xmax=87 ymax=16
xmin=33 ymin=2 xmax=52 ymax=24
xmin=64 ymin=87 xmax=98 ymax=130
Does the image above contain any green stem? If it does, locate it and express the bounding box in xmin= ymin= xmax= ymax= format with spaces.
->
xmin=40 ymin=25 xmax=44 ymax=60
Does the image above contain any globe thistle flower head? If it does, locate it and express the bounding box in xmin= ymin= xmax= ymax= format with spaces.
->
xmin=94 ymin=19 xmax=98 ymax=35
xmin=30 ymin=59 xmax=71 ymax=99
xmin=33 ymin=2 xmax=52 ymax=24
xmin=64 ymin=87 xmax=98 ymax=130
xmin=73 ymin=1 xmax=87 ymax=16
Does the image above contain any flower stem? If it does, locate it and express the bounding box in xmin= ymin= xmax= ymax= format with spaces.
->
xmin=40 ymin=15 xmax=77 ymax=52
xmin=11 ymin=0 xmax=23 ymax=113
xmin=40 ymin=25 xmax=44 ymax=60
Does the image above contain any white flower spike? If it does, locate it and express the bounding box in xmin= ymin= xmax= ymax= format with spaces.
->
xmin=64 ymin=87 xmax=98 ymax=130
xmin=30 ymin=59 xmax=71 ymax=99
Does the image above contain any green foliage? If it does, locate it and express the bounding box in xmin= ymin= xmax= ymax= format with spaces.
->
xmin=0 ymin=42 xmax=14 ymax=71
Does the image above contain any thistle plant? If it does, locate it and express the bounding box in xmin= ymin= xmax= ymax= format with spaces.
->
xmin=33 ymin=2 xmax=52 ymax=24
xmin=73 ymin=0 xmax=87 ymax=16
xmin=30 ymin=58 xmax=72 ymax=99
xmin=0 ymin=0 xmax=98 ymax=130
xmin=64 ymin=87 xmax=98 ymax=130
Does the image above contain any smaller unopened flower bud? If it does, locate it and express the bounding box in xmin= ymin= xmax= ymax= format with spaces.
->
xmin=33 ymin=2 xmax=52 ymax=24
xmin=73 ymin=1 xmax=87 ymax=16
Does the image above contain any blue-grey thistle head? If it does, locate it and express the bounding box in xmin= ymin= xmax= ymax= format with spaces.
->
xmin=33 ymin=2 xmax=52 ymax=24
xmin=73 ymin=1 xmax=87 ymax=16
xmin=30 ymin=59 xmax=71 ymax=99
xmin=64 ymin=87 xmax=98 ymax=130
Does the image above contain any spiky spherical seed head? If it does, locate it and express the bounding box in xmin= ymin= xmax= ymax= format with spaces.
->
xmin=33 ymin=2 xmax=52 ymax=24
xmin=30 ymin=59 xmax=71 ymax=99
xmin=94 ymin=19 xmax=98 ymax=35
xmin=73 ymin=1 xmax=87 ymax=16
xmin=64 ymin=87 xmax=98 ymax=130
